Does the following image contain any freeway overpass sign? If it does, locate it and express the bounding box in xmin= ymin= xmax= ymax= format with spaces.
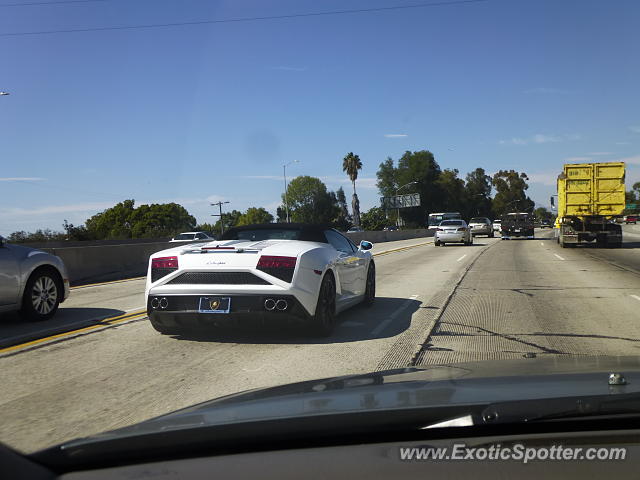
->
xmin=380 ymin=193 xmax=421 ymax=209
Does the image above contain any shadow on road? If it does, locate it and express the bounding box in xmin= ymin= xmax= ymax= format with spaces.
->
xmin=0 ymin=307 xmax=126 ymax=348
xmin=170 ymin=296 xmax=420 ymax=345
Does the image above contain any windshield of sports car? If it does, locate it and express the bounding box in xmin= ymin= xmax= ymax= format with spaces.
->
xmin=222 ymin=228 xmax=304 ymax=241
xmin=1 ymin=0 xmax=640 ymax=461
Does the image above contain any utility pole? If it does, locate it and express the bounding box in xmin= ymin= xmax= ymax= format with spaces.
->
xmin=210 ymin=200 xmax=230 ymax=238
xmin=282 ymin=160 xmax=299 ymax=223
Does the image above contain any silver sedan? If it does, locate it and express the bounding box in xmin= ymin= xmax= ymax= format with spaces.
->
xmin=0 ymin=236 xmax=70 ymax=320
xmin=434 ymin=220 xmax=473 ymax=246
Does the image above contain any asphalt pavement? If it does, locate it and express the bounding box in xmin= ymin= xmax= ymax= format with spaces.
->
xmin=1 ymin=229 xmax=639 ymax=454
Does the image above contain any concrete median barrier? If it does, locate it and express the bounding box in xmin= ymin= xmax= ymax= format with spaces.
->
xmin=34 ymin=229 xmax=434 ymax=286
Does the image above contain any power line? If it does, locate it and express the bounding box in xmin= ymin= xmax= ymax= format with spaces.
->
xmin=0 ymin=0 xmax=489 ymax=37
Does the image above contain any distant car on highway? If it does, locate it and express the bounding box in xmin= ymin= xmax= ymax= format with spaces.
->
xmin=0 ymin=235 xmax=70 ymax=321
xmin=383 ymin=225 xmax=398 ymax=231
xmin=169 ymin=231 xmax=216 ymax=243
xmin=434 ymin=220 xmax=473 ymax=246
xmin=625 ymin=215 xmax=637 ymax=224
xmin=468 ymin=217 xmax=494 ymax=237
xmin=540 ymin=220 xmax=553 ymax=228
xmin=146 ymin=224 xmax=376 ymax=337
xmin=346 ymin=226 xmax=364 ymax=233
xmin=492 ymin=219 xmax=502 ymax=231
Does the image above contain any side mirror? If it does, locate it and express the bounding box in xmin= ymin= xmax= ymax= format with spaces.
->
xmin=359 ymin=240 xmax=373 ymax=251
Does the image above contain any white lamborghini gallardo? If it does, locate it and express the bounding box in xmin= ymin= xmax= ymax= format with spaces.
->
xmin=145 ymin=224 xmax=375 ymax=336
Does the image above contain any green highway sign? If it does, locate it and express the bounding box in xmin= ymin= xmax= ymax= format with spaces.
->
xmin=626 ymin=204 xmax=638 ymax=209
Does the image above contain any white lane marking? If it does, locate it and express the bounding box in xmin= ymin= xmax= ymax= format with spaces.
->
xmin=631 ymin=295 xmax=640 ymax=303
xmin=554 ymin=254 xmax=565 ymax=261
xmin=456 ymin=254 xmax=467 ymax=262
xmin=341 ymin=321 xmax=366 ymax=327
xmin=371 ymin=294 xmax=419 ymax=336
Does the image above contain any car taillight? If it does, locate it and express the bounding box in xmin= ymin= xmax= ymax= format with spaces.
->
xmin=256 ymin=255 xmax=297 ymax=283
xmin=436 ymin=228 xmax=443 ymax=231
xmin=151 ymin=256 xmax=178 ymax=282
xmin=457 ymin=227 xmax=467 ymax=232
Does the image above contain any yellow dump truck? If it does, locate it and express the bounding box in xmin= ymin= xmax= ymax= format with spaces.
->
xmin=553 ymin=162 xmax=625 ymax=248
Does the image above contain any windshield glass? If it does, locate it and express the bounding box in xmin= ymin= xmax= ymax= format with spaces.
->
xmin=222 ymin=228 xmax=302 ymax=241
xmin=173 ymin=233 xmax=195 ymax=240
xmin=1 ymin=0 xmax=639 ymax=460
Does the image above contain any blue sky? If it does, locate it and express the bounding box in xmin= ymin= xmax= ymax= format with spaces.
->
xmin=1 ymin=0 xmax=639 ymax=235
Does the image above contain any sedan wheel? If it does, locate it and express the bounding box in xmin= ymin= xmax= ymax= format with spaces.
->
xmin=311 ymin=274 xmax=336 ymax=337
xmin=21 ymin=271 xmax=61 ymax=321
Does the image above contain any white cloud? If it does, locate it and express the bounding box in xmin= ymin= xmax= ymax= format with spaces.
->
xmin=384 ymin=134 xmax=408 ymax=138
xmin=499 ymin=133 xmax=581 ymax=146
xmin=629 ymin=126 xmax=640 ymax=133
xmin=565 ymin=156 xmax=592 ymax=162
xmin=0 ymin=177 xmax=45 ymax=182
xmin=528 ymin=172 xmax=558 ymax=186
xmin=523 ymin=87 xmax=571 ymax=94
xmin=587 ymin=152 xmax=614 ymax=156
xmin=0 ymin=201 xmax=114 ymax=217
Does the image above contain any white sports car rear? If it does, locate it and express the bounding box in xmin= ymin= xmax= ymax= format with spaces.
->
xmin=145 ymin=224 xmax=375 ymax=336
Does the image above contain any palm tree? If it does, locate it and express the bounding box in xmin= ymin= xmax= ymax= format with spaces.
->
xmin=343 ymin=152 xmax=363 ymax=226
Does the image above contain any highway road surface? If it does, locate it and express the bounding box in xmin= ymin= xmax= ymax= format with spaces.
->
xmin=1 ymin=228 xmax=640 ymax=453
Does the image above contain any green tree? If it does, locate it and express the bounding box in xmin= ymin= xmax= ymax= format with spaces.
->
xmin=85 ymin=200 xmax=196 ymax=239
xmin=213 ymin=210 xmax=243 ymax=233
xmin=194 ymin=223 xmax=217 ymax=236
xmin=436 ymin=169 xmax=466 ymax=217
xmin=282 ymin=176 xmax=339 ymax=224
xmin=85 ymin=199 xmax=136 ymax=239
xmin=376 ymin=150 xmax=442 ymax=227
xmin=491 ymin=170 xmax=535 ymax=218
xmin=361 ymin=206 xmax=388 ymax=231
xmin=237 ymin=207 xmax=274 ymax=226
xmin=342 ymin=152 xmax=363 ymax=226
xmin=464 ymin=167 xmax=493 ymax=219
xmin=533 ymin=207 xmax=554 ymax=222
xmin=334 ymin=187 xmax=352 ymax=231
xmin=129 ymin=203 xmax=196 ymax=238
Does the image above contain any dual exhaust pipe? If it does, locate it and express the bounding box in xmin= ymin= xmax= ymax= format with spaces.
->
xmin=150 ymin=297 xmax=168 ymax=310
xmin=264 ymin=298 xmax=288 ymax=311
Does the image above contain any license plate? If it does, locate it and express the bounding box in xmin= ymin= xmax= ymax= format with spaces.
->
xmin=514 ymin=229 xmax=520 ymax=232
xmin=199 ymin=296 xmax=231 ymax=314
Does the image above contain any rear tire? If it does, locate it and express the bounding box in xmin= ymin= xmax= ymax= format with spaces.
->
xmin=20 ymin=268 xmax=62 ymax=321
xmin=434 ymin=239 xmax=441 ymax=246
xmin=310 ymin=273 xmax=336 ymax=337
xmin=363 ymin=262 xmax=376 ymax=307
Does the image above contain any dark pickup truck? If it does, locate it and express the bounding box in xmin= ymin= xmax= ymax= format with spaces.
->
xmin=501 ymin=212 xmax=535 ymax=239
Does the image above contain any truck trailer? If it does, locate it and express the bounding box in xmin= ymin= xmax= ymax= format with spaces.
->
xmin=553 ymin=162 xmax=625 ymax=248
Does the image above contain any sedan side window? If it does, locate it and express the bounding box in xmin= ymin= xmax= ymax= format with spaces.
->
xmin=324 ymin=230 xmax=355 ymax=254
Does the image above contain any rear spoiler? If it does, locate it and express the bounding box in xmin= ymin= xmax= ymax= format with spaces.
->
xmin=181 ymin=245 xmax=261 ymax=254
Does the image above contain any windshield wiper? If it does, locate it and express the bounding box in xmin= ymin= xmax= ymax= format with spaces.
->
xmin=479 ymin=391 xmax=640 ymax=425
